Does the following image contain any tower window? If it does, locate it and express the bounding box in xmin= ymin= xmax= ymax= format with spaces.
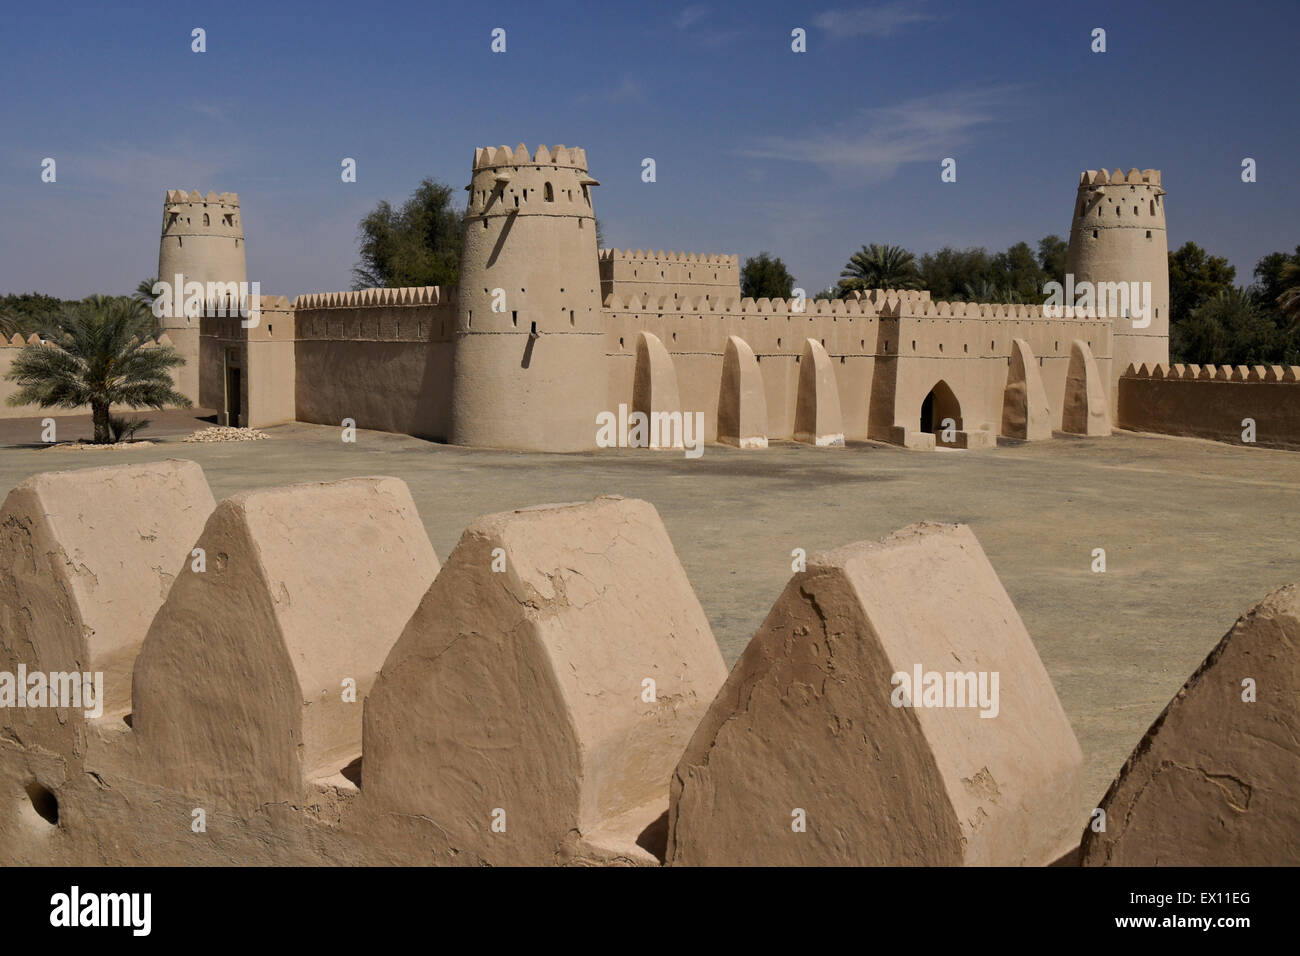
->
xmin=1092 ymin=229 xmax=1098 ymax=238
xmin=202 ymin=214 xmax=210 ymax=226
xmin=511 ymin=310 xmax=517 ymax=327
xmin=544 ymin=183 xmax=554 ymax=202
xmin=1146 ymin=230 xmax=1152 ymax=239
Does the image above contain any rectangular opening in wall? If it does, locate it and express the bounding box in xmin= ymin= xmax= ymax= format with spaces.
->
xmin=512 ymin=310 xmax=518 ymax=327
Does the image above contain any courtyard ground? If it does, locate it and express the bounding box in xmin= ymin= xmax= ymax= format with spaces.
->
xmin=2 ymin=412 xmax=1296 ymax=813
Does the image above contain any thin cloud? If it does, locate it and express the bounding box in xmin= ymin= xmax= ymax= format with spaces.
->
xmin=813 ymin=1 xmax=935 ymax=38
xmin=674 ymin=5 xmax=710 ymax=30
xmin=740 ymin=87 xmax=1015 ymax=182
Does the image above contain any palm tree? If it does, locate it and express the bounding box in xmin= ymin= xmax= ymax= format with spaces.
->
xmin=133 ymin=277 xmax=159 ymax=307
xmin=839 ymin=244 xmax=921 ymax=292
xmin=1278 ymin=261 xmax=1300 ymax=329
xmin=960 ymin=279 xmax=1004 ymax=303
xmin=0 ymin=308 xmax=18 ymax=340
xmin=4 ymin=295 xmax=191 ymax=443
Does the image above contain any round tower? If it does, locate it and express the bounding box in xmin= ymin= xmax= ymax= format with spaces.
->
xmin=451 ymin=144 xmax=605 ymax=450
xmin=1065 ymin=168 xmax=1169 ymax=413
xmin=157 ymin=189 xmax=248 ymax=404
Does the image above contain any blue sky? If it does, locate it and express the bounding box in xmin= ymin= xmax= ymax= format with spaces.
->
xmin=1 ymin=0 xmax=1296 ymax=299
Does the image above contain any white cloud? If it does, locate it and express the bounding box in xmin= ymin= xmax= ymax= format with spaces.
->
xmin=739 ymin=86 xmax=1015 ymax=182
xmin=813 ymin=1 xmax=935 ymax=38
xmin=674 ymin=5 xmax=710 ymax=30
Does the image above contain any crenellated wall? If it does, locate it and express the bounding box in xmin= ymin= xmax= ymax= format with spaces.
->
xmin=288 ymin=287 xmax=456 ymax=441
xmin=601 ymin=289 xmax=1112 ymax=446
xmin=598 ymin=249 xmax=740 ymax=306
xmin=2 ymin=460 xmax=1294 ymax=865
xmin=1118 ymin=363 xmax=1300 ymax=449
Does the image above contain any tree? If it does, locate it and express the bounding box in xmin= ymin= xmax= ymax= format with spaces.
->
xmin=352 ymin=178 xmax=464 ymax=290
xmin=1250 ymin=246 xmax=1300 ymax=330
xmin=1170 ymin=288 xmax=1279 ymax=366
xmin=839 ymin=243 xmax=920 ymax=291
xmin=991 ymin=241 xmax=1045 ymax=301
xmin=740 ymin=252 xmax=795 ymax=300
xmin=1036 ymin=235 xmax=1069 ymax=287
xmin=1168 ymin=242 xmax=1236 ymax=326
xmin=4 ymin=295 xmax=191 ymax=443
xmin=133 ymin=277 xmax=166 ymax=338
xmin=0 ymin=292 xmax=66 ymax=338
xmin=918 ymin=246 xmax=994 ymax=300
xmin=1278 ymin=260 xmax=1300 ymax=330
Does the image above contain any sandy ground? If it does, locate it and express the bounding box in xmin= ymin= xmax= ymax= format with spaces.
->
xmin=2 ymin=412 xmax=1297 ymax=812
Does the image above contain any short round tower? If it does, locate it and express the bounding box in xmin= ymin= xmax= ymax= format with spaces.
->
xmin=1065 ymin=168 xmax=1169 ymax=412
xmin=157 ymin=189 xmax=248 ymax=404
xmin=451 ymin=144 xmax=605 ymax=451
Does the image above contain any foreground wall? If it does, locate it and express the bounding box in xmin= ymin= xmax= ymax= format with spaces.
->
xmin=2 ymin=459 xmax=1295 ymax=865
xmin=1118 ymin=363 xmax=1300 ymax=449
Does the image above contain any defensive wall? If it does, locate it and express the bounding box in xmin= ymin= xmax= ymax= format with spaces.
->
xmin=598 ymin=249 xmax=740 ymax=305
xmin=1118 ymin=363 xmax=1300 ymax=450
xmin=199 ymin=282 xmax=1115 ymax=451
xmin=1 ymin=459 xmax=1294 ymax=865
xmin=601 ymin=289 xmax=1114 ymax=447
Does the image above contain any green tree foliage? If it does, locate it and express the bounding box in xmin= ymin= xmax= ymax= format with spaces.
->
xmin=917 ymin=247 xmax=993 ymax=300
xmin=1036 ymin=235 xmax=1069 ymax=287
xmin=0 ymin=292 xmax=69 ymax=338
xmin=990 ymin=241 xmax=1045 ymax=301
xmin=839 ymin=243 xmax=921 ymax=292
xmin=740 ymin=252 xmax=795 ymax=300
xmin=4 ymin=295 xmax=190 ymax=443
xmin=352 ymin=179 xmax=464 ymax=290
xmin=1168 ymin=242 xmax=1236 ymax=327
xmin=1249 ymin=246 xmax=1300 ymax=330
xmin=1170 ymin=288 xmax=1282 ymax=366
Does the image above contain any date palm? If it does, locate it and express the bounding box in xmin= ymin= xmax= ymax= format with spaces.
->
xmin=1278 ymin=261 xmax=1300 ymax=329
xmin=839 ymin=243 xmax=921 ymax=292
xmin=4 ymin=294 xmax=191 ymax=443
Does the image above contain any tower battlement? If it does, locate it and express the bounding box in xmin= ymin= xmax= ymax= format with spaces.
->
xmin=465 ymin=144 xmax=599 ymax=221
xmin=472 ymin=143 xmax=589 ymax=169
xmin=1077 ymin=168 xmax=1161 ymax=187
xmin=161 ymin=190 xmax=242 ymax=238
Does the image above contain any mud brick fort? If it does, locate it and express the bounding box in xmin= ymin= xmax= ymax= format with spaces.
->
xmin=1 ymin=145 xmax=1296 ymax=866
xmin=3 ymin=145 xmax=1299 ymax=448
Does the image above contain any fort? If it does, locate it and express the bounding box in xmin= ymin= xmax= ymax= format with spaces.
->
xmin=0 ymin=147 xmax=1193 ymax=449
xmin=4 ymin=145 xmax=1298 ymax=449
xmin=1 ymin=143 xmax=1296 ymax=867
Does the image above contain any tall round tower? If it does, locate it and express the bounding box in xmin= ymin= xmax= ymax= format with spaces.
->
xmin=157 ymin=189 xmax=248 ymax=404
xmin=451 ymin=144 xmax=605 ymax=450
xmin=1065 ymin=168 xmax=1169 ymax=412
